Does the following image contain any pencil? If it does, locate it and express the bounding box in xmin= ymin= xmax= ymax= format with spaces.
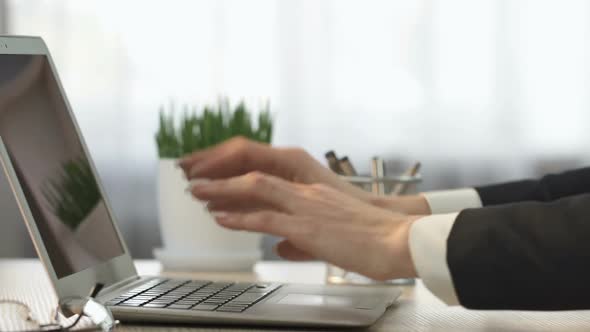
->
xmin=325 ymin=151 xmax=344 ymax=174
xmin=371 ymin=157 xmax=385 ymax=195
xmin=338 ymin=156 xmax=357 ymax=176
xmin=391 ymin=162 xmax=421 ymax=195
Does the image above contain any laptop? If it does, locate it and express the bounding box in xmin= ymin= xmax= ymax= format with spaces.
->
xmin=0 ymin=36 xmax=400 ymax=328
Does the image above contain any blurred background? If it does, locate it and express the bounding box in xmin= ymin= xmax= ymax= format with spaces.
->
xmin=2 ymin=0 xmax=590 ymax=259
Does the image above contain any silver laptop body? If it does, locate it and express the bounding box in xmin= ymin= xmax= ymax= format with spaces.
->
xmin=0 ymin=35 xmax=400 ymax=328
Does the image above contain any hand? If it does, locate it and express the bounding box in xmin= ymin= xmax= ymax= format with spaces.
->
xmin=190 ymin=171 xmax=420 ymax=280
xmin=372 ymin=194 xmax=432 ymax=215
xmin=178 ymin=137 xmax=373 ymax=204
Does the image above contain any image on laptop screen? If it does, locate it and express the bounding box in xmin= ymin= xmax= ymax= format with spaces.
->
xmin=0 ymin=54 xmax=124 ymax=278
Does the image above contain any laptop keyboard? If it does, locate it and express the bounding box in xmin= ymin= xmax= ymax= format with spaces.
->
xmin=105 ymin=278 xmax=281 ymax=313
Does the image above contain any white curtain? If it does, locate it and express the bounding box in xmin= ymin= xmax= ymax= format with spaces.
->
xmin=4 ymin=0 xmax=590 ymax=257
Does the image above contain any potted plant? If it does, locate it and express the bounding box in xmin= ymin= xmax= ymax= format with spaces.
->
xmin=154 ymin=99 xmax=272 ymax=271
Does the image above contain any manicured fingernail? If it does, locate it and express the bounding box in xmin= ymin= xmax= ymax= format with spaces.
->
xmin=213 ymin=213 xmax=233 ymax=225
xmin=188 ymin=165 xmax=202 ymax=178
xmin=177 ymin=158 xmax=188 ymax=167
xmin=206 ymin=202 xmax=224 ymax=213
xmin=193 ymin=179 xmax=211 ymax=189
xmin=211 ymin=211 xmax=228 ymax=218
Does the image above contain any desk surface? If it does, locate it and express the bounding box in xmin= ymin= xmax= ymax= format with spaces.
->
xmin=1 ymin=259 xmax=590 ymax=331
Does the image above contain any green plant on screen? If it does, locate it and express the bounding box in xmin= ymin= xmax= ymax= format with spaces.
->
xmin=43 ymin=157 xmax=101 ymax=231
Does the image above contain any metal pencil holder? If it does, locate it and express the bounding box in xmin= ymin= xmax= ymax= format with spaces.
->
xmin=339 ymin=174 xmax=422 ymax=194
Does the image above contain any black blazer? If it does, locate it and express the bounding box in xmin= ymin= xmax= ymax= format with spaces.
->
xmin=447 ymin=167 xmax=590 ymax=310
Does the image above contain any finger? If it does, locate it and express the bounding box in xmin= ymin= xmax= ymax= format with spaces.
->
xmin=191 ymin=172 xmax=297 ymax=211
xmin=177 ymin=136 xmax=248 ymax=166
xmin=213 ymin=211 xmax=304 ymax=238
xmin=206 ymin=199 xmax=278 ymax=213
xmin=177 ymin=137 xmax=256 ymax=175
xmin=274 ymin=240 xmax=315 ymax=261
xmin=177 ymin=145 xmax=218 ymax=175
xmin=182 ymin=138 xmax=277 ymax=180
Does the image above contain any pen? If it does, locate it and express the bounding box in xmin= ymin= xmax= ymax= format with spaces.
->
xmin=391 ymin=162 xmax=421 ymax=195
xmin=338 ymin=156 xmax=357 ymax=176
xmin=371 ymin=157 xmax=385 ymax=195
xmin=325 ymin=151 xmax=344 ymax=174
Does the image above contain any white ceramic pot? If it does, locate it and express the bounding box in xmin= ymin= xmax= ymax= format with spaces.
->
xmin=155 ymin=159 xmax=262 ymax=271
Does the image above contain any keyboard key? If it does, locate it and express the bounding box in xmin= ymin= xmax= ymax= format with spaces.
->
xmin=167 ymin=304 xmax=193 ymax=310
xmin=158 ymin=293 xmax=184 ymax=297
xmin=216 ymin=306 xmax=247 ymax=313
xmin=184 ymin=294 xmax=207 ymax=298
xmin=142 ymin=303 xmax=168 ymax=308
xmin=148 ymin=299 xmax=175 ymax=305
xmin=188 ymin=299 xmax=211 ymax=304
xmin=121 ymin=298 xmax=149 ymax=303
xmin=181 ymin=297 xmax=203 ymax=301
xmin=192 ymin=304 xmax=219 ymax=311
xmin=172 ymin=302 xmax=197 ymax=307
xmin=130 ymin=296 xmax=156 ymax=300
xmin=211 ymin=294 xmax=234 ymax=298
xmin=118 ymin=301 xmax=146 ymax=307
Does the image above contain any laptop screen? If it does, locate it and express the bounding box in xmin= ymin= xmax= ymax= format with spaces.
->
xmin=0 ymin=54 xmax=125 ymax=278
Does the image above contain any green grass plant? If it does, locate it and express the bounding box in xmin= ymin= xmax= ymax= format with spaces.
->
xmin=156 ymin=99 xmax=273 ymax=158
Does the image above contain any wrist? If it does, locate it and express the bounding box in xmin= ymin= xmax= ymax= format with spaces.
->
xmin=382 ymin=215 xmax=423 ymax=279
xmin=371 ymin=195 xmax=432 ymax=215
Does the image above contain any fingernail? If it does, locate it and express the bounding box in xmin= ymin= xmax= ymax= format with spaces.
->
xmin=192 ymin=179 xmax=211 ymax=190
xmin=177 ymin=157 xmax=188 ymax=167
xmin=211 ymin=211 xmax=228 ymax=218
xmin=213 ymin=212 xmax=233 ymax=225
xmin=188 ymin=165 xmax=202 ymax=178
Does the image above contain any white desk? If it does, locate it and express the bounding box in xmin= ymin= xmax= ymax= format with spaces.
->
xmin=1 ymin=259 xmax=590 ymax=331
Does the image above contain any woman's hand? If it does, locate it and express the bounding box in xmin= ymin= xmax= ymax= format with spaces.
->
xmin=178 ymin=137 xmax=374 ymax=204
xmin=189 ymin=171 xmax=421 ymax=281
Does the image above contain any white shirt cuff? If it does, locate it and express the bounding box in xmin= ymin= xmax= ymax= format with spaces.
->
xmin=421 ymin=188 xmax=482 ymax=214
xmin=409 ymin=213 xmax=460 ymax=305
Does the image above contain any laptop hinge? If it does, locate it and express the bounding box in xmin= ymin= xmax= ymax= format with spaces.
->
xmin=99 ymin=275 xmax=144 ymax=297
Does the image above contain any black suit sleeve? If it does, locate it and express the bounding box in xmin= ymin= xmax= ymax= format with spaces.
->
xmin=475 ymin=167 xmax=590 ymax=206
xmin=447 ymin=193 xmax=590 ymax=310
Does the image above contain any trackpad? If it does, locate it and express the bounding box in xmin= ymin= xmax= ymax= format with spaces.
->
xmin=278 ymin=294 xmax=355 ymax=307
